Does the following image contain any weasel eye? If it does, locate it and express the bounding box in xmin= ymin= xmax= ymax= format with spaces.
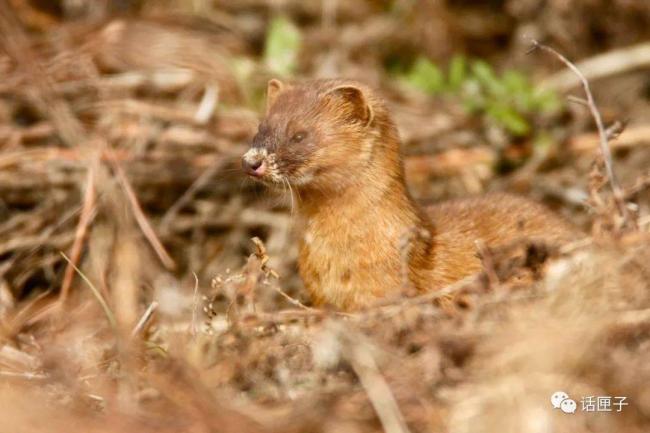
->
xmin=290 ymin=131 xmax=307 ymax=143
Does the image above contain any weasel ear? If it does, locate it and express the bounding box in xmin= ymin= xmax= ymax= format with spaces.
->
xmin=266 ymin=79 xmax=285 ymax=113
xmin=326 ymin=84 xmax=374 ymax=127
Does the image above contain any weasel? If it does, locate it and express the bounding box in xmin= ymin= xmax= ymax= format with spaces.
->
xmin=242 ymin=78 xmax=576 ymax=311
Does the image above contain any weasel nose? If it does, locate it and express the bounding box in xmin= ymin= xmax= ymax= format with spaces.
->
xmin=242 ymin=154 xmax=267 ymax=177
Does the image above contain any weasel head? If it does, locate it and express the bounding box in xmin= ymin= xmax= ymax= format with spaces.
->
xmin=242 ymin=78 xmax=392 ymax=194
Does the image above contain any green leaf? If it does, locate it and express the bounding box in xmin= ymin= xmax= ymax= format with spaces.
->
xmin=406 ymin=57 xmax=445 ymax=95
xmin=264 ymin=16 xmax=301 ymax=77
xmin=486 ymin=103 xmax=531 ymax=136
xmin=471 ymin=60 xmax=506 ymax=97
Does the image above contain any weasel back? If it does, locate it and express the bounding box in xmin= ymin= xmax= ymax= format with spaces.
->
xmin=422 ymin=192 xmax=578 ymax=287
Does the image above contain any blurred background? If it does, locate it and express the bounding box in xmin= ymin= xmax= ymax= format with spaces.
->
xmin=1 ymin=1 xmax=650 ymax=432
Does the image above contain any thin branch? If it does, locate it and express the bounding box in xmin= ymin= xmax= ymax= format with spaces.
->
xmin=566 ymin=95 xmax=589 ymax=107
xmin=249 ymin=236 xmax=317 ymax=311
xmin=529 ymin=39 xmax=630 ymax=225
xmin=329 ymin=323 xmax=412 ymax=433
xmin=131 ymin=301 xmax=158 ymax=338
xmin=351 ymin=347 xmax=412 ymax=433
xmin=59 ymin=162 xmax=96 ymax=304
xmin=363 ymin=275 xmax=477 ymax=318
xmin=111 ymin=157 xmax=176 ymax=270
xmin=190 ymin=272 xmax=200 ymax=336
xmin=542 ymin=41 xmax=650 ymax=91
xmin=271 ymin=285 xmax=318 ymax=312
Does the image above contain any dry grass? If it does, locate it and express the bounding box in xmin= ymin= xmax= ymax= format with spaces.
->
xmin=1 ymin=1 xmax=650 ymax=432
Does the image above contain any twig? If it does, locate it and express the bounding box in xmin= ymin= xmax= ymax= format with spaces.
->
xmin=542 ymin=41 xmax=650 ymax=91
xmin=190 ymin=272 xmax=200 ymax=336
xmin=249 ymin=237 xmax=317 ymax=311
xmin=59 ymin=252 xmax=117 ymax=330
xmin=131 ymin=301 xmax=158 ymax=338
xmin=566 ymin=95 xmax=589 ymax=107
xmin=271 ymin=286 xmax=318 ymax=312
xmin=351 ymin=348 xmax=412 ymax=433
xmin=364 ymin=275 xmax=477 ymax=317
xmin=529 ymin=39 xmax=630 ymax=226
xmin=604 ymin=119 xmax=628 ymax=142
xmin=111 ymin=157 xmax=176 ymax=270
xmin=327 ymin=323 xmax=412 ymax=433
xmin=250 ymin=237 xmax=280 ymax=279
xmin=59 ymin=163 xmax=96 ymax=304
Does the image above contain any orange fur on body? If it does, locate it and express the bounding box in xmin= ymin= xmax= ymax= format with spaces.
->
xmin=242 ymin=79 xmax=576 ymax=311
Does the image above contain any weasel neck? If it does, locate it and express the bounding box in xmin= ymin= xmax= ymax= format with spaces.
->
xmin=298 ymin=164 xmax=423 ymax=229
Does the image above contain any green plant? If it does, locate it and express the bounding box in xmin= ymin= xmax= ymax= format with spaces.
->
xmin=264 ymin=15 xmax=302 ymax=77
xmin=400 ymin=55 xmax=561 ymax=137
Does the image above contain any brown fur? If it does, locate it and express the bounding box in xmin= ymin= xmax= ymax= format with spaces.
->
xmin=242 ymin=79 xmax=577 ymax=311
